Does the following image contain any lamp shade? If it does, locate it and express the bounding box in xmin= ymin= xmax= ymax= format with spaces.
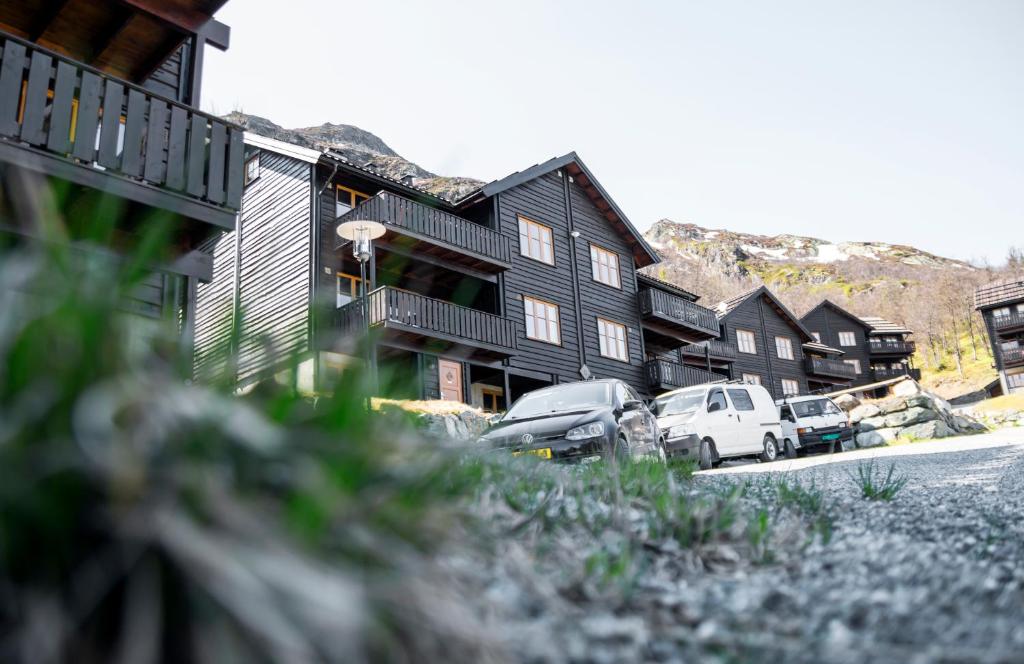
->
xmin=336 ymin=220 xmax=386 ymax=241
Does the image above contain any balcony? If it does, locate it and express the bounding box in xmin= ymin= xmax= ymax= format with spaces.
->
xmin=638 ymin=288 xmax=720 ymax=346
xmin=872 ymin=367 xmax=922 ymax=381
xmin=645 ymin=359 xmax=723 ymax=392
xmin=1001 ymin=348 xmax=1024 ymax=368
xmin=993 ymin=311 xmax=1024 ymax=334
xmin=335 ymin=286 xmax=517 ymax=360
xmin=680 ymin=339 xmax=738 ymax=361
xmin=868 ymin=339 xmax=916 ymax=356
xmin=804 ymin=356 xmax=857 ymax=381
xmin=0 ymin=32 xmax=243 ymax=230
xmin=335 ymin=192 xmax=512 ymax=274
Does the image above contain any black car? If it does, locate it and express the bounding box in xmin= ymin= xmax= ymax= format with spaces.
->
xmin=479 ymin=379 xmax=665 ymax=463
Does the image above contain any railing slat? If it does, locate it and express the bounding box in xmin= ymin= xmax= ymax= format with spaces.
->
xmin=46 ymin=60 xmax=77 ymax=154
xmin=165 ymin=105 xmax=188 ymax=190
xmin=20 ymin=51 xmax=52 ymax=145
xmin=72 ymin=71 xmax=102 ymax=161
xmin=143 ymin=98 xmax=169 ymax=183
xmin=120 ymin=89 xmax=147 ymax=177
xmin=0 ymin=40 xmax=26 ymax=135
xmin=206 ymin=122 xmax=227 ymax=204
xmin=225 ymin=127 xmax=245 ymax=207
xmin=185 ymin=114 xmax=207 ymax=197
xmin=96 ymin=79 xmax=124 ymax=169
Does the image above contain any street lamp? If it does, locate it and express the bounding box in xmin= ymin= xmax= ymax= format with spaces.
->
xmin=337 ymin=220 xmax=386 ymax=388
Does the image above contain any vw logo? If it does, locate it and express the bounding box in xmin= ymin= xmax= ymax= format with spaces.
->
xmin=520 ymin=433 xmax=534 ymax=445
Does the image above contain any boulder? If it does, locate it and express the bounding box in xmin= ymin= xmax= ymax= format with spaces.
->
xmin=849 ymin=403 xmax=881 ymax=423
xmin=952 ymin=415 xmax=987 ymax=434
xmin=904 ymin=395 xmax=935 ymax=410
xmin=877 ymin=398 xmax=908 ymax=415
xmin=857 ymin=416 xmax=889 ymax=432
xmin=856 ymin=427 xmax=900 ymax=448
xmin=834 ymin=394 xmax=860 ymax=412
xmin=884 ymin=406 xmax=939 ymax=429
xmin=900 ymin=420 xmax=955 ymax=441
xmin=416 ymin=409 xmax=492 ymax=442
xmin=892 ymin=379 xmax=923 ymax=397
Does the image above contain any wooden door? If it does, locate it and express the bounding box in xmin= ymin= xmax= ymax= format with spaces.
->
xmin=439 ymin=360 xmax=463 ymax=402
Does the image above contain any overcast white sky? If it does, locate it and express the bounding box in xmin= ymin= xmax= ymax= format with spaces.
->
xmin=202 ymin=0 xmax=1022 ymax=265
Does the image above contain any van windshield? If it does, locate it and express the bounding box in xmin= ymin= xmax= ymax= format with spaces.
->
xmin=654 ymin=389 xmax=705 ymax=417
xmin=792 ymin=399 xmax=830 ymax=418
xmin=504 ymin=382 xmax=612 ymax=420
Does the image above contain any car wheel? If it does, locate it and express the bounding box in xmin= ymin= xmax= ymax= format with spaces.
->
xmin=784 ymin=438 xmax=797 ymax=459
xmin=759 ymin=434 xmax=778 ymax=463
xmin=610 ymin=434 xmax=631 ymax=465
xmin=698 ymin=438 xmax=714 ymax=470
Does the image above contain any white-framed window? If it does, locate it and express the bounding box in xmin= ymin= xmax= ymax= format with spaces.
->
xmin=336 ymin=184 xmax=370 ymax=217
xmin=518 ymin=216 xmax=554 ymax=265
xmin=524 ymin=296 xmax=560 ymax=344
xmin=993 ymin=307 xmax=1011 ymax=318
xmin=838 ymin=331 xmax=857 ymax=347
xmin=811 ymin=332 xmax=821 ymax=343
xmin=336 ymin=272 xmax=362 ymax=308
xmin=781 ymin=379 xmax=800 ymax=396
xmin=775 ymin=336 xmax=794 ymax=360
xmin=844 ymin=359 xmax=862 ymax=374
xmin=1007 ymin=372 xmax=1024 ymax=390
xmin=590 ymin=244 xmax=621 ymax=288
xmin=244 ymin=152 xmax=260 ymax=186
xmin=736 ymin=329 xmax=757 ymax=354
xmin=742 ymin=373 xmax=762 ymax=386
xmin=597 ymin=318 xmax=629 ymax=362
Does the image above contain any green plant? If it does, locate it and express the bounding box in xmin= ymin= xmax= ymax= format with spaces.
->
xmin=850 ymin=460 xmax=909 ymax=501
xmin=773 ymin=478 xmax=834 ymax=543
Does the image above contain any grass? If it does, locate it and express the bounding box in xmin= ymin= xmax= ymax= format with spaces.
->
xmin=970 ymin=393 xmax=1024 ymax=415
xmin=850 ymin=460 xmax=909 ymax=501
xmin=918 ymin=330 xmax=999 ymax=399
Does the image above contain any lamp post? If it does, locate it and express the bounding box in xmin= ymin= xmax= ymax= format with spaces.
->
xmin=337 ymin=220 xmax=386 ymax=390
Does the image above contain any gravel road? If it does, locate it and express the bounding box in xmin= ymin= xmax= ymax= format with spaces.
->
xmin=679 ymin=429 xmax=1024 ymax=663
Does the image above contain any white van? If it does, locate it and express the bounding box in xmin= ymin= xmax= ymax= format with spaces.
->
xmin=777 ymin=395 xmax=853 ymax=457
xmin=653 ymin=383 xmax=784 ymax=470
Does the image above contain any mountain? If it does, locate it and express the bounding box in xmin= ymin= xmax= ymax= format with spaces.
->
xmin=223 ymin=112 xmax=483 ymax=202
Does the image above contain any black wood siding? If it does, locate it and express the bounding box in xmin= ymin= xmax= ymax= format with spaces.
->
xmin=142 ymin=43 xmax=191 ymax=104
xmin=194 ymin=230 xmax=235 ymax=379
xmin=723 ymin=294 xmax=808 ymax=399
xmin=800 ymin=306 xmax=873 ymax=386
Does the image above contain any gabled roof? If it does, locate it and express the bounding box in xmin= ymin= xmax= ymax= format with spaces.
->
xmin=859 ymin=316 xmax=912 ymax=336
xmin=716 ymin=286 xmax=815 ymax=342
xmin=636 ymin=273 xmax=699 ymax=302
xmin=803 ymin=341 xmax=844 ymax=356
xmin=456 ymin=152 xmax=660 ymax=268
xmin=801 ymin=299 xmax=873 ymax=332
xmin=975 ymin=275 xmax=1024 ymax=310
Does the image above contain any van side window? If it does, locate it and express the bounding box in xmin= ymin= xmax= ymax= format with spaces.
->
xmin=708 ymin=389 xmax=728 ymax=411
xmin=780 ymin=405 xmax=794 ymax=420
xmin=727 ymin=389 xmax=755 ymax=411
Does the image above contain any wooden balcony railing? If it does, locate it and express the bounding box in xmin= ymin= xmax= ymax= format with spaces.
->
xmin=1001 ymin=348 xmax=1024 ymax=368
xmin=868 ymin=339 xmax=916 ymax=355
xmin=993 ymin=311 xmax=1024 ymax=333
xmin=872 ymin=367 xmax=922 ymax=381
xmin=804 ymin=356 xmax=856 ymax=380
xmin=645 ymin=359 xmax=722 ymax=391
xmin=0 ymin=31 xmax=243 ymax=225
xmin=335 ymin=286 xmax=517 ymax=353
xmin=680 ymin=339 xmax=738 ymax=360
xmin=638 ymin=288 xmax=720 ymax=338
xmin=335 ymin=192 xmax=512 ymax=267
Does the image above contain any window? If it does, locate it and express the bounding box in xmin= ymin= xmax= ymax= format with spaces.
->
xmin=838 ymin=331 xmax=857 ymax=347
xmin=742 ymin=373 xmax=762 ymax=386
xmin=844 ymin=359 xmax=862 ymax=374
xmin=518 ymin=216 xmax=554 ymax=265
xmin=1008 ymin=373 xmax=1024 ymax=390
xmin=597 ymin=318 xmax=629 ymax=362
xmin=336 ymin=185 xmax=370 ymax=217
xmin=736 ymin=329 xmax=757 ymax=354
xmin=993 ymin=307 xmax=1011 ymax=319
xmin=336 ymin=272 xmax=362 ymax=308
xmin=811 ymin=332 xmax=821 ymax=343
xmin=480 ymin=387 xmax=503 ymax=413
xmin=590 ymin=244 xmax=621 ymax=288
xmin=244 ymin=152 xmax=260 ymax=185
xmin=707 ymin=388 xmax=728 ymax=411
xmin=781 ymin=379 xmax=800 ymax=396
xmin=727 ymin=388 xmax=755 ymax=411
xmin=524 ymin=296 xmax=560 ymax=344
xmin=775 ymin=336 xmax=794 ymax=360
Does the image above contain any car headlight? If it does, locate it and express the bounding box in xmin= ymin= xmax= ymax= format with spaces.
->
xmin=797 ymin=427 xmax=814 ymax=434
xmin=565 ymin=422 xmax=605 ymax=440
xmin=667 ymin=424 xmax=696 ymax=439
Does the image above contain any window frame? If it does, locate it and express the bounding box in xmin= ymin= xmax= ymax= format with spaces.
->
xmin=244 ymin=152 xmax=261 ymax=186
xmin=775 ymin=336 xmax=795 ymax=360
xmin=811 ymin=332 xmax=822 ymax=343
xmin=517 ymin=216 xmax=555 ymax=266
xmin=781 ymin=378 xmax=800 ymax=396
xmin=838 ymin=331 xmax=857 ymax=347
xmin=589 ymin=244 xmax=622 ymax=289
xmin=736 ymin=329 xmax=757 ymax=354
xmin=336 ymin=184 xmax=371 ymax=218
xmin=523 ymin=295 xmax=561 ymax=345
xmin=844 ymin=358 xmax=862 ymax=374
xmin=741 ymin=373 xmax=762 ymax=386
xmin=597 ymin=317 xmax=629 ymax=363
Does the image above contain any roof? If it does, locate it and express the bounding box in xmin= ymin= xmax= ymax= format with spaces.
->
xmin=801 ymin=299 xmax=873 ymax=331
xmin=321 ymin=150 xmax=457 ymax=206
xmin=803 ymin=341 xmax=844 ymax=356
xmin=859 ymin=316 xmax=912 ymax=336
xmin=636 ymin=273 xmax=699 ymax=302
xmin=244 ymin=133 xmax=321 ymax=164
xmin=456 ymin=152 xmax=661 ymax=268
xmin=974 ymin=275 xmax=1024 ymax=310
xmin=715 ymin=286 xmax=815 ymax=342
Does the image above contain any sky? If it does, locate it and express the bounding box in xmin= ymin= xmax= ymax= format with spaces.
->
xmin=202 ymin=0 xmax=1023 ymax=265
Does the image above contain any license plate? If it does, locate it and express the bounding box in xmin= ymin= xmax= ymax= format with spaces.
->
xmin=513 ymin=447 xmax=552 ymax=459
xmin=822 ymin=433 xmax=840 ymax=441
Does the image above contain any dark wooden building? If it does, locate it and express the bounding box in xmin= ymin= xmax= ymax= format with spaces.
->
xmin=0 ymin=0 xmax=243 ymax=340
xmin=859 ymin=316 xmax=920 ymax=384
xmin=800 ymin=300 xmax=873 ymax=389
xmin=975 ymin=275 xmax=1024 ymax=396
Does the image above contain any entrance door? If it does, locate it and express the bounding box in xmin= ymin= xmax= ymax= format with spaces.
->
xmin=439 ymin=360 xmax=464 ymax=402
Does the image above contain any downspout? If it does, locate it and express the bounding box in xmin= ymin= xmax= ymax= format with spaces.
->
xmin=561 ymin=171 xmax=587 ymax=376
xmin=309 ymin=162 xmax=320 ymax=391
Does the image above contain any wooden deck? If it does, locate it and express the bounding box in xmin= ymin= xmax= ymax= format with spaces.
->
xmin=644 ymin=359 xmax=723 ymax=392
xmin=638 ymin=288 xmax=720 ymax=346
xmin=804 ymin=356 xmax=857 ymax=381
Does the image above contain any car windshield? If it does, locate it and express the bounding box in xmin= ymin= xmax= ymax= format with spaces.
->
xmin=504 ymin=382 xmax=612 ymax=420
xmin=792 ymin=399 xmax=828 ymax=417
xmin=654 ymin=389 xmax=706 ymax=417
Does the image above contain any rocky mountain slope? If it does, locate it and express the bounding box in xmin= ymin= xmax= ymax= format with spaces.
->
xmin=224 ymin=112 xmax=483 ymax=201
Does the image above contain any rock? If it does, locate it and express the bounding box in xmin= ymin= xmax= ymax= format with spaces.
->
xmin=952 ymin=415 xmax=987 ymax=434
xmin=905 ymin=395 xmax=934 ymax=410
xmin=892 ymin=379 xmax=923 ymax=397
xmin=877 ymin=398 xmax=908 ymax=415
xmin=416 ymin=409 xmax=492 ymax=442
xmin=900 ymin=420 xmax=955 ymax=440
xmin=856 ymin=427 xmax=900 ymax=448
xmin=849 ymin=404 xmax=881 ymax=423
xmin=858 ymin=416 xmax=889 ymax=432
xmin=885 ymin=407 xmax=939 ymax=429
xmin=834 ymin=394 xmax=861 ymax=412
